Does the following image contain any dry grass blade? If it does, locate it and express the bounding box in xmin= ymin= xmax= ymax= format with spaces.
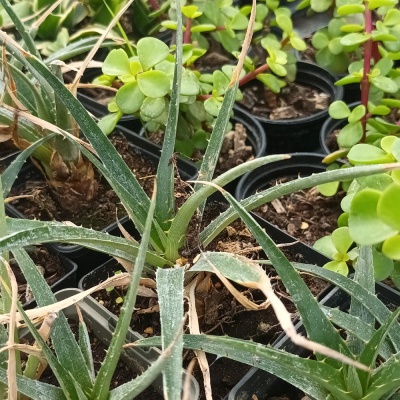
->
xmin=256 ymin=271 xmax=370 ymax=372
xmin=0 ymin=256 xmax=18 ymax=400
xmin=0 ymin=272 xmax=132 ymax=325
xmin=185 ymin=274 xmax=212 ymax=400
xmin=70 ymin=0 xmax=135 ymax=93
xmin=1 ymin=103 xmax=97 ymax=154
xmin=182 ymin=357 xmax=197 ymax=400
xmin=229 ymin=0 xmax=256 ymax=87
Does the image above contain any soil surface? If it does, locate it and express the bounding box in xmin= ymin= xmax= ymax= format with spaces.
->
xmin=254 ymin=178 xmax=343 ymax=245
xmin=10 ymin=246 xmax=66 ymax=305
xmin=145 ymin=123 xmax=254 ymax=175
xmin=88 ymin=201 xmax=327 ymax=399
xmin=239 ymin=80 xmax=330 ymax=120
xmin=8 ymin=131 xmax=162 ymax=230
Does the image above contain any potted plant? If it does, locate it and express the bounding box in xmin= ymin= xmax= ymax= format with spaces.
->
xmin=309 ymin=0 xmax=400 ymax=287
xmin=92 ymin=1 xmax=343 ymax=155
xmin=2 ymin=0 xmax=400 ymax=398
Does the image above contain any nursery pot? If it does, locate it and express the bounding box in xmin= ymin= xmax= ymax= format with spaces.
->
xmin=237 ymin=62 xmax=344 ymax=154
xmin=79 ymin=214 xmax=331 ymax=399
xmin=319 ymin=102 xmax=360 ymax=155
xmin=5 ymin=127 xmax=197 ymax=278
xmin=21 ymin=245 xmax=77 ymax=309
xmin=235 ymin=152 xmax=343 ymax=249
xmin=228 ymin=280 xmax=400 ymax=399
xmin=236 ymin=152 xmax=330 ymax=201
xmin=49 ymin=289 xmax=200 ymax=398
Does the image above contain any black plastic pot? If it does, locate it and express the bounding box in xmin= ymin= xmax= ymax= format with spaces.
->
xmin=238 ymin=62 xmax=344 ymax=154
xmin=229 ymin=281 xmax=400 ymax=399
xmin=79 ymin=92 xmax=268 ymax=193
xmin=235 ymin=152 xmax=330 ymax=201
xmin=22 ymin=246 xmax=77 ymax=309
xmin=45 ymin=289 xmax=199 ymax=398
xmin=5 ymin=127 xmax=197 ymax=277
xmin=320 ymin=101 xmax=360 ymax=155
xmin=79 ymin=203 xmax=331 ymax=399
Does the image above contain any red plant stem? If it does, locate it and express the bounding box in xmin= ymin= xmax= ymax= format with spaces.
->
xmin=147 ymin=0 xmax=160 ymax=11
xmin=239 ymin=63 xmax=270 ymax=86
xmin=360 ymin=6 xmax=373 ymax=143
xmin=184 ymin=18 xmax=192 ymax=44
xmin=196 ymin=36 xmax=290 ymax=100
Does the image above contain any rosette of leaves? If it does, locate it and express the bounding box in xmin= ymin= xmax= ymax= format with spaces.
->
xmin=97 ymin=37 xmax=224 ymax=157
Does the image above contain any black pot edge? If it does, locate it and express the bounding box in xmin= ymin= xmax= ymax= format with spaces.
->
xmin=79 ymin=92 xmax=268 ymax=159
xmin=23 ymin=246 xmax=78 ymax=309
xmin=228 ymin=281 xmax=400 ymax=399
xmin=53 ymin=288 xmax=200 ymax=398
xmin=247 ymin=61 xmax=344 ymax=127
xmin=235 ymin=152 xmax=330 ymax=201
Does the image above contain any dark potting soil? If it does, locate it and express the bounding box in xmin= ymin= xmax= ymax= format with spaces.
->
xmin=239 ymin=80 xmax=330 ymax=120
xmin=254 ymin=178 xmax=343 ymax=246
xmin=326 ymin=128 xmax=340 ymax=153
xmin=10 ymin=246 xmax=66 ymax=304
xmin=8 ymin=131 xmax=167 ymax=230
xmin=89 ymin=202 xmax=327 ymax=399
xmin=145 ymin=122 xmax=254 ymax=175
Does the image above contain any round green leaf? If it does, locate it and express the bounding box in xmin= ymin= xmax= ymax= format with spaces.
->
xmin=204 ymin=97 xmax=222 ymax=117
xmin=337 ymin=122 xmax=363 ymax=148
xmin=324 ymin=260 xmax=349 ymax=275
xmin=349 ymin=188 xmax=397 ymax=245
xmin=137 ymin=37 xmax=170 ymax=71
xmin=181 ymin=70 xmax=200 ymax=96
xmin=116 ymin=82 xmax=144 ymax=114
xmin=97 ymin=112 xmax=121 ymax=135
xmin=391 ymin=138 xmax=400 ymax=161
xmin=373 ymin=57 xmax=393 ymax=77
xmin=341 ymin=32 xmax=371 ymax=46
xmin=312 ymin=30 xmax=329 ymax=50
xmin=103 ymin=49 xmax=131 ymax=76
xmin=137 ymin=70 xmax=170 ymax=98
xmin=290 ymin=35 xmax=307 ymax=51
xmin=267 ymin=59 xmax=287 ymax=77
xmin=332 ymin=227 xmax=353 ymax=255
xmin=328 ymin=37 xmax=344 ymax=55
xmin=213 ymin=70 xmax=230 ymax=96
xmin=230 ymin=13 xmax=248 ymax=30
xmin=256 ymin=74 xmax=281 ymax=93
xmin=338 ymin=212 xmax=349 ymax=227
xmin=382 ymin=235 xmax=400 ymax=260
xmin=140 ymin=97 xmax=166 ymax=119
xmin=337 ymin=4 xmax=365 ymax=15
xmin=314 ymin=235 xmax=336 ymax=258
xmin=191 ymin=24 xmax=217 ymax=33
xmin=347 ymin=143 xmax=394 ymax=164
xmin=329 ymin=101 xmax=351 ymax=119
xmin=310 ymin=0 xmax=332 ymax=12
xmin=348 ymin=105 xmax=366 ymax=124
xmin=371 ymin=76 xmax=398 ymax=94
xmin=377 ymin=183 xmax=400 ymax=231
xmin=383 ymin=9 xmax=400 ymax=27
xmin=368 ymin=0 xmax=397 ymax=10
xmin=372 ymin=247 xmax=394 ymax=281
xmin=380 ymin=135 xmax=397 ymax=153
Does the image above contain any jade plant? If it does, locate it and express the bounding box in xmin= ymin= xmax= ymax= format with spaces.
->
xmin=96 ymin=1 xmax=308 ymax=157
xmin=3 ymin=0 xmax=400 ymax=398
xmin=309 ymin=0 xmax=400 ymax=285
